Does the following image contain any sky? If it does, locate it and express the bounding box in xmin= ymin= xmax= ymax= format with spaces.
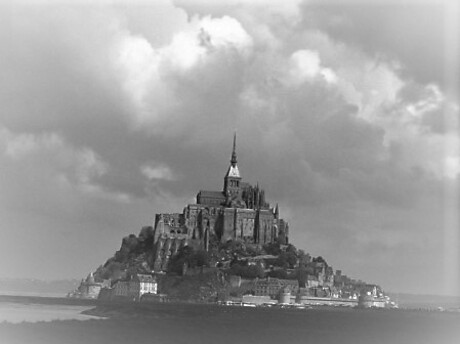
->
xmin=0 ymin=0 xmax=459 ymax=296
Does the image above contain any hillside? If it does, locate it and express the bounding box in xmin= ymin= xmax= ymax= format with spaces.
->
xmin=88 ymin=226 xmax=381 ymax=302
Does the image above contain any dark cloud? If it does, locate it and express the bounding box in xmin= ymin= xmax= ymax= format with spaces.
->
xmin=0 ymin=0 xmax=458 ymax=295
xmin=299 ymin=0 xmax=447 ymax=87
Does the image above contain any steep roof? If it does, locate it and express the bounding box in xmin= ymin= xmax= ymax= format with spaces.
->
xmin=135 ymin=274 xmax=156 ymax=283
xmin=198 ymin=190 xmax=226 ymax=199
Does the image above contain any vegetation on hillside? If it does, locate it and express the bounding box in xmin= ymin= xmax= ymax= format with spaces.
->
xmin=94 ymin=226 xmax=155 ymax=282
xmin=90 ymin=225 xmax=381 ymax=302
xmin=93 ymin=225 xmax=331 ymax=286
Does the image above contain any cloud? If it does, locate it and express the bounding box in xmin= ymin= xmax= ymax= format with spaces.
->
xmin=0 ymin=126 xmax=120 ymax=204
xmin=141 ymin=163 xmax=177 ymax=181
xmin=286 ymin=49 xmax=337 ymax=85
xmin=109 ymin=11 xmax=254 ymax=131
xmin=299 ymin=0 xmax=459 ymax=93
xmin=0 ymin=0 xmax=458 ymax=294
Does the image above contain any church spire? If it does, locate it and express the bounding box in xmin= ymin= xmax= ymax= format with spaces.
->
xmin=225 ymin=132 xmax=240 ymax=179
xmin=224 ymin=132 xmax=241 ymax=196
xmin=231 ymin=132 xmax=237 ymax=167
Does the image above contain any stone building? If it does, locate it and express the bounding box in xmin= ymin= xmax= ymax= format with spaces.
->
xmin=112 ymin=274 xmax=157 ymax=301
xmin=152 ymin=134 xmax=290 ymax=271
xmin=68 ymin=273 xmax=110 ymax=299
xmin=254 ymin=277 xmax=299 ymax=299
xmin=254 ymin=277 xmax=282 ymax=298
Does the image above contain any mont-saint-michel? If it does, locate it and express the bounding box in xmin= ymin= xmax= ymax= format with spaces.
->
xmin=69 ymin=135 xmax=394 ymax=309
xmin=2 ymin=1 xmax=460 ymax=344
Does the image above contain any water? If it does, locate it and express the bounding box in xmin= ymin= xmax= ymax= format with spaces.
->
xmin=0 ymin=302 xmax=459 ymax=344
xmin=0 ymin=302 xmax=101 ymax=323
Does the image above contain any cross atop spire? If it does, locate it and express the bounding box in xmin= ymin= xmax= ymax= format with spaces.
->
xmin=231 ymin=132 xmax=237 ymax=167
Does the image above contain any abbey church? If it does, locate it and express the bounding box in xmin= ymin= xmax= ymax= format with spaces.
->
xmin=152 ymin=135 xmax=290 ymax=271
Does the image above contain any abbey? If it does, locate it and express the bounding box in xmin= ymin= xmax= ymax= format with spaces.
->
xmin=152 ymin=134 xmax=289 ymax=271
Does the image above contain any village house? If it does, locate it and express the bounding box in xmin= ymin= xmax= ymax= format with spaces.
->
xmin=254 ymin=277 xmax=299 ymax=299
xmin=112 ymin=274 xmax=157 ymax=301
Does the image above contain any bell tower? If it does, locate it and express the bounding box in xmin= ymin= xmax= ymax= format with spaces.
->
xmin=224 ymin=133 xmax=241 ymax=199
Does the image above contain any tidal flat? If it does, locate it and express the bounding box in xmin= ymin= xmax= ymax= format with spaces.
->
xmin=1 ymin=301 xmax=459 ymax=344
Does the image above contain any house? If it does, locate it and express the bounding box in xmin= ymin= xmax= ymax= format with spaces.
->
xmin=254 ymin=277 xmax=299 ymax=299
xmin=254 ymin=277 xmax=282 ymax=298
xmin=113 ymin=274 xmax=157 ymax=301
xmin=279 ymin=279 xmax=299 ymax=294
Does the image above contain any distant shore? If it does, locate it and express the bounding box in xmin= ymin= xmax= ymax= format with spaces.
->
xmin=0 ymin=294 xmax=99 ymax=307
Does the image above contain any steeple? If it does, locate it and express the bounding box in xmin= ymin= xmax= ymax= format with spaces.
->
xmin=225 ymin=132 xmax=240 ymax=179
xmin=231 ymin=132 xmax=237 ymax=167
xmin=224 ymin=133 xmax=241 ymax=197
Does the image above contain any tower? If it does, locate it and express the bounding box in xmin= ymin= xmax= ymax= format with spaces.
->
xmin=223 ymin=133 xmax=241 ymax=199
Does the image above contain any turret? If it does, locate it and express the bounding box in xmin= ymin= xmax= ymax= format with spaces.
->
xmin=86 ymin=272 xmax=95 ymax=284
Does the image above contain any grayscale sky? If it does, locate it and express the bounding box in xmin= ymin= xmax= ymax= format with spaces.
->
xmin=0 ymin=0 xmax=459 ymax=296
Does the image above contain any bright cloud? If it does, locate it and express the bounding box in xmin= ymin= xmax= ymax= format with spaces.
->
xmin=0 ymin=0 xmax=458 ymax=295
xmin=141 ymin=163 xmax=176 ymax=181
xmin=287 ymin=50 xmax=337 ymax=85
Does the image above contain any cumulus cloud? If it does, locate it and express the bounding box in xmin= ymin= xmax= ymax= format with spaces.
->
xmin=286 ymin=49 xmax=337 ymax=85
xmin=141 ymin=163 xmax=177 ymax=181
xmin=0 ymin=0 xmax=458 ymax=294
xmin=0 ymin=126 xmax=119 ymax=203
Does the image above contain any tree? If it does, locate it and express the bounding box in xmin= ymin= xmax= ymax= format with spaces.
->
xmin=286 ymin=244 xmax=297 ymax=255
xmin=263 ymin=242 xmax=281 ymax=256
xmin=123 ymin=234 xmax=139 ymax=251
xmin=298 ymin=251 xmax=311 ymax=266
xmin=274 ymin=253 xmax=288 ymax=268
xmin=240 ymin=265 xmax=265 ymax=279
xmin=268 ymin=269 xmax=288 ymax=279
xmin=285 ymin=251 xmax=298 ymax=268
xmin=274 ymin=251 xmax=297 ymax=269
xmin=312 ymin=256 xmax=327 ymax=265
xmin=192 ymin=250 xmax=210 ymax=267
xmin=138 ymin=226 xmax=154 ymax=251
xmin=168 ymin=246 xmax=195 ymax=274
xmin=296 ymin=267 xmax=307 ymax=288
xmin=229 ymin=263 xmax=265 ymax=279
xmin=168 ymin=247 xmax=211 ymax=274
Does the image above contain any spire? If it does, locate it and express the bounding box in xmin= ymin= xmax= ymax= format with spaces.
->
xmin=224 ymin=132 xmax=241 ymax=191
xmin=274 ymin=203 xmax=279 ymax=219
xmin=231 ymin=132 xmax=237 ymax=167
xmin=225 ymin=132 xmax=240 ymax=179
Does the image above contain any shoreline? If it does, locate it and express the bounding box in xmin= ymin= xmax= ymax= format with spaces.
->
xmin=1 ymin=293 xmax=458 ymax=316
